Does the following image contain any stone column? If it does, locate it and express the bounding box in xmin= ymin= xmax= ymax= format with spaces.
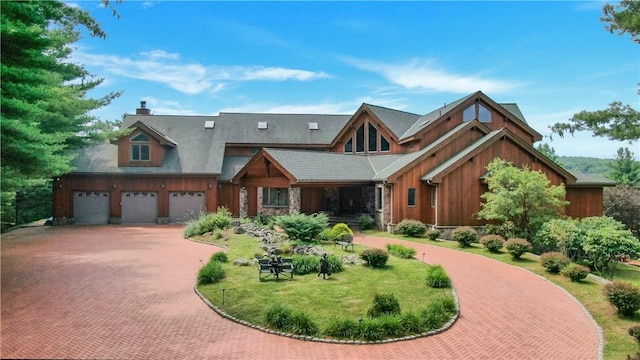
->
xmin=239 ymin=187 xmax=248 ymax=218
xmin=288 ymin=187 xmax=301 ymax=214
xmin=383 ymin=184 xmax=394 ymax=232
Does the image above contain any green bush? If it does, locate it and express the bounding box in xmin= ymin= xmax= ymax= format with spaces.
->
xmin=275 ymin=212 xmax=328 ymax=242
xmin=254 ymin=213 xmax=273 ymax=226
xmin=603 ymin=281 xmax=640 ymax=317
xmin=534 ymin=218 xmax=581 ymax=257
xmin=562 ymin=263 xmax=591 ymax=282
xmin=357 ymin=214 xmax=376 ymax=230
xmin=264 ymin=303 xmax=293 ymax=330
xmin=426 ymin=229 xmax=441 ymax=241
xmin=183 ymin=208 xmax=233 ymax=238
xmin=386 ymin=243 xmax=416 ymax=259
xmin=400 ymin=311 xmax=425 ymax=333
xmin=426 ymin=264 xmax=451 ymax=288
xmin=210 ymin=251 xmax=228 ymax=263
xmin=324 ymin=318 xmax=359 ymax=339
xmin=287 ymin=310 xmax=319 ymax=336
xmin=377 ymin=314 xmax=405 ymax=337
xmin=359 ymin=317 xmax=384 ymax=341
xmin=367 ymin=293 xmax=401 ymax=317
xmin=214 ymin=230 xmax=224 ymax=240
xmin=360 ymin=248 xmax=389 ymax=268
xmin=479 ymin=234 xmax=505 ymax=253
xmin=395 ymin=219 xmax=427 ymax=237
xmin=504 ymin=238 xmax=533 ymax=260
xmin=451 ymin=226 xmax=477 ymax=248
xmin=318 ymin=228 xmax=333 ymax=242
xmin=292 ymin=254 xmax=342 ymax=275
xmin=330 ymin=223 xmax=353 ymax=241
xmin=540 ymin=251 xmax=571 ymax=273
xmin=197 ymin=260 xmax=225 ymax=285
xmin=629 ymin=325 xmax=640 ymax=345
xmin=420 ymin=298 xmax=455 ymax=331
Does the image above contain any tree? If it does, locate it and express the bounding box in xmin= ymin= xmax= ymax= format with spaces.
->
xmin=608 ymin=147 xmax=640 ymax=187
xmin=602 ymin=0 xmax=640 ymax=43
xmin=1 ymin=1 xmax=120 ymax=193
xmin=536 ymin=143 xmax=561 ymax=165
xmin=478 ymin=158 xmax=569 ymax=240
xmin=604 ymin=185 xmax=640 ymax=237
xmin=550 ymin=1 xmax=639 ymax=142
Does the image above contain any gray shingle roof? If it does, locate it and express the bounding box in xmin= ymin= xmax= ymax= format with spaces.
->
xmin=569 ymin=171 xmax=617 ymax=186
xmin=400 ymin=94 xmax=474 ymax=139
xmin=364 ymin=104 xmax=421 ymax=139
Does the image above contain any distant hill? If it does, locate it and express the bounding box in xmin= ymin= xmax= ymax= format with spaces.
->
xmin=558 ymin=156 xmax=612 ymax=178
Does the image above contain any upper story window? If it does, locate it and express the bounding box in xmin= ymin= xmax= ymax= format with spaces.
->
xmin=130 ymin=132 xmax=150 ymax=161
xmin=343 ymin=120 xmax=392 ymax=154
xmin=463 ymin=102 xmax=492 ymax=122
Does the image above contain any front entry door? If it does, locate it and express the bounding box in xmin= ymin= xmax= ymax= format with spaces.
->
xmin=339 ymin=187 xmax=361 ymax=215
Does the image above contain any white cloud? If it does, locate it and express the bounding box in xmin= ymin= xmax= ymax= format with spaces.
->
xmin=74 ymin=50 xmax=330 ymax=95
xmin=141 ymin=2 xmax=154 ymax=9
xmin=343 ymin=56 xmax=521 ymax=94
xmin=141 ymin=97 xmax=199 ymax=116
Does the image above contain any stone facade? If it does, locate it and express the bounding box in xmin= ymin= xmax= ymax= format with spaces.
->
xmin=288 ymin=187 xmax=301 ymax=214
xmin=239 ymin=187 xmax=248 ymax=218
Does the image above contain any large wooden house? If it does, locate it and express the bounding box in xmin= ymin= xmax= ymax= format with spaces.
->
xmin=53 ymin=91 xmax=612 ymax=229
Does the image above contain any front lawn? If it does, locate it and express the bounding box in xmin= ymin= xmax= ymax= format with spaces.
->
xmin=364 ymin=230 xmax=640 ymax=360
xmin=194 ymin=231 xmax=456 ymax=341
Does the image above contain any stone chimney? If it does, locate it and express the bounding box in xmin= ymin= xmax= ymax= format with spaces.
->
xmin=136 ymin=101 xmax=151 ymax=115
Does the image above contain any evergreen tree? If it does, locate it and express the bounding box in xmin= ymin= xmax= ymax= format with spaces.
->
xmin=608 ymin=147 xmax=640 ymax=188
xmin=1 ymin=1 xmax=121 ymax=193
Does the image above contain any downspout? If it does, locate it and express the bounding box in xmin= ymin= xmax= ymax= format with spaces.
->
xmin=427 ymin=179 xmax=438 ymax=227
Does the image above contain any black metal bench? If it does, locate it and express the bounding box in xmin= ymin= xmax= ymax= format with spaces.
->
xmin=258 ymin=258 xmax=293 ymax=281
xmin=334 ymin=234 xmax=354 ymax=251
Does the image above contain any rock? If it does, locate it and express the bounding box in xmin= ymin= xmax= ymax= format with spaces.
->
xmin=233 ymin=258 xmax=252 ymax=266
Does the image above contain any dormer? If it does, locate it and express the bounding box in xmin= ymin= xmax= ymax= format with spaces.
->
xmin=114 ymin=121 xmax=177 ymax=167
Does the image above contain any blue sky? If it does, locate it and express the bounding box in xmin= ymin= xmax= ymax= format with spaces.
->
xmin=73 ymin=1 xmax=638 ymax=159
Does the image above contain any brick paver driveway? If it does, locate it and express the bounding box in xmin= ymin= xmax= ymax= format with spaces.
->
xmin=2 ymin=226 xmax=601 ymax=359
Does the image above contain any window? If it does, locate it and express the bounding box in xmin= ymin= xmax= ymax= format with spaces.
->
xmin=130 ymin=132 xmax=150 ymax=161
xmin=263 ymin=188 xmax=288 ymax=207
xmin=408 ymin=188 xmax=416 ymax=207
xmin=368 ymin=123 xmax=378 ymax=152
xmin=344 ymin=138 xmax=353 ymax=153
xmin=463 ymin=102 xmax=492 ymax=122
xmin=381 ymin=135 xmax=390 ymax=152
xmin=356 ymin=124 xmax=365 ymax=152
xmin=376 ymin=187 xmax=383 ymax=211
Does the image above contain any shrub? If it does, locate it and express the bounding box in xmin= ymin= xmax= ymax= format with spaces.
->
xmin=292 ymin=254 xmax=342 ymax=275
xmin=628 ymin=325 xmax=640 ymax=345
xmin=324 ymin=318 xmax=359 ymax=339
xmin=479 ymin=234 xmax=504 ymax=253
xmin=420 ymin=298 xmax=455 ymax=331
xmin=183 ymin=208 xmax=233 ymax=238
xmin=264 ymin=303 xmax=293 ymax=330
xmin=534 ymin=218 xmax=581 ymax=257
xmin=451 ymin=226 xmax=477 ymax=248
xmin=214 ymin=230 xmax=224 ymax=240
xmin=318 ymin=228 xmax=333 ymax=242
xmin=210 ymin=251 xmax=228 ymax=263
xmin=367 ymin=293 xmax=401 ymax=317
xmin=330 ymin=223 xmax=353 ymax=242
xmin=287 ymin=310 xmax=319 ymax=336
xmin=360 ymin=248 xmax=389 ymax=268
xmin=603 ymin=281 xmax=640 ymax=317
xmin=426 ymin=264 xmax=451 ymax=288
xmin=400 ymin=311 xmax=424 ymax=333
xmin=197 ymin=260 xmax=225 ymax=285
xmin=426 ymin=229 xmax=441 ymax=241
xmin=395 ymin=219 xmax=427 ymax=237
xmin=359 ymin=317 xmax=384 ymax=341
xmin=254 ymin=213 xmax=273 ymax=226
xmin=540 ymin=251 xmax=571 ymax=273
xmin=357 ymin=214 xmax=376 ymax=230
xmin=562 ymin=263 xmax=591 ymax=282
xmin=377 ymin=314 xmax=405 ymax=337
xmin=386 ymin=243 xmax=416 ymax=259
xmin=275 ymin=212 xmax=328 ymax=242
xmin=504 ymin=238 xmax=532 ymax=260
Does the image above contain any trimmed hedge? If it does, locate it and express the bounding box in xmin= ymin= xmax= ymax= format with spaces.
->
xmin=504 ymin=238 xmax=532 ymax=260
xmin=562 ymin=263 xmax=590 ymax=282
xmin=540 ymin=251 xmax=570 ymax=273
xmin=367 ymin=293 xmax=401 ymax=317
xmin=395 ymin=219 xmax=427 ymax=237
xmin=479 ymin=234 xmax=505 ymax=253
xmin=451 ymin=226 xmax=477 ymax=248
xmin=426 ymin=229 xmax=441 ymax=241
xmin=360 ymin=248 xmax=389 ymax=268
xmin=603 ymin=281 xmax=640 ymax=317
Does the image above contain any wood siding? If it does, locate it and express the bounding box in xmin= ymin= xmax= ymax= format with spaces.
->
xmin=566 ymin=187 xmax=604 ymax=218
xmin=54 ymin=175 xmax=218 ymax=221
xmin=301 ymin=187 xmax=326 ymax=214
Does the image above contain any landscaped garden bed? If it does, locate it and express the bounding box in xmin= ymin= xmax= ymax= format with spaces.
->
xmin=192 ymin=220 xmax=458 ymax=342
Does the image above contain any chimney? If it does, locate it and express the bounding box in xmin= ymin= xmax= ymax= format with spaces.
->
xmin=136 ymin=101 xmax=151 ymax=115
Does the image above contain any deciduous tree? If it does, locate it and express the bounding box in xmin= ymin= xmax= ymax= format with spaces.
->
xmin=478 ymin=158 xmax=569 ymax=240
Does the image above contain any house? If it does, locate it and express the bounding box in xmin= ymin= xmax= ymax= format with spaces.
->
xmin=52 ymin=91 xmax=613 ymax=229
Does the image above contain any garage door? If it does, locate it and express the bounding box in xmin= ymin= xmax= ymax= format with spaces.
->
xmin=121 ymin=192 xmax=158 ymax=223
xmin=169 ymin=192 xmax=205 ymax=223
xmin=73 ymin=191 xmax=110 ymax=224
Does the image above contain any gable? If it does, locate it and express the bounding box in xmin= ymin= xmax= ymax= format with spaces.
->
xmin=330 ymin=105 xmax=401 ymax=154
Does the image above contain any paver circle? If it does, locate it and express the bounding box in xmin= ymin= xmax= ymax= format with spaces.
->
xmin=1 ymin=226 xmax=601 ymax=359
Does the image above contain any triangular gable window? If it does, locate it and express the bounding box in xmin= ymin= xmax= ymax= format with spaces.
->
xmin=131 ymin=133 xmax=150 ymax=142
